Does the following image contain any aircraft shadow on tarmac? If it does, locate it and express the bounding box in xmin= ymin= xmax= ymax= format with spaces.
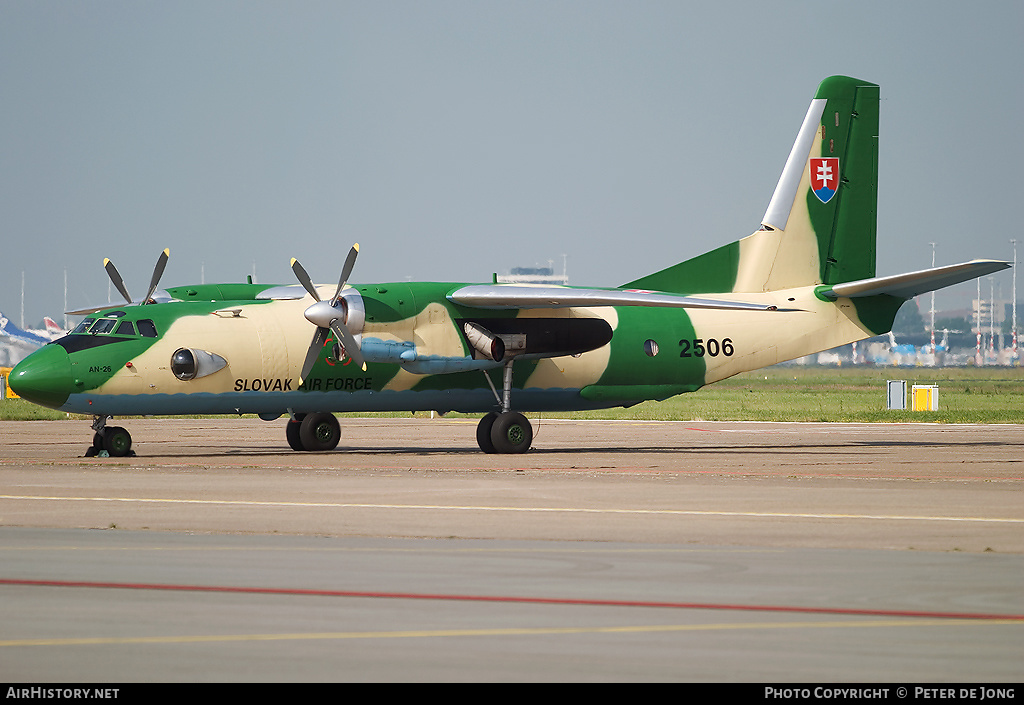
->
xmin=102 ymin=437 xmax=1024 ymax=460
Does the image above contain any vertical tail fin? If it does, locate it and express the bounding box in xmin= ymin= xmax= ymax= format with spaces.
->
xmin=761 ymin=75 xmax=879 ymax=287
xmin=623 ymin=76 xmax=879 ymax=294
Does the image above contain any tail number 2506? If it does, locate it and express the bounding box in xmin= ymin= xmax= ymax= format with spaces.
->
xmin=679 ymin=338 xmax=734 ymax=358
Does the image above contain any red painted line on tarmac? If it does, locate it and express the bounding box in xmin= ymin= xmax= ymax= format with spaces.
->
xmin=2 ymin=578 xmax=1022 ymax=622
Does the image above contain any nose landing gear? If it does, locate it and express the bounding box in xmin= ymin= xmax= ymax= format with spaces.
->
xmin=85 ymin=416 xmax=134 ymax=457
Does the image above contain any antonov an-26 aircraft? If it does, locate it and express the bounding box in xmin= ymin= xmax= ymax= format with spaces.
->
xmin=10 ymin=76 xmax=1009 ymax=457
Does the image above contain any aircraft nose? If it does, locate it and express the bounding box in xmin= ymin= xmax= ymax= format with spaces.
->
xmin=9 ymin=344 xmax=73 ymax=408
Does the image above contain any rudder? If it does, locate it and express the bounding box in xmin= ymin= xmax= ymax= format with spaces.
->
xmin=807 ymin=76 xmax=879 ymax=285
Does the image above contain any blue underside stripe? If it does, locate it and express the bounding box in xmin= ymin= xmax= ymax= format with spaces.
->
xmin=61 ymin=388 xmax=614 ymax=416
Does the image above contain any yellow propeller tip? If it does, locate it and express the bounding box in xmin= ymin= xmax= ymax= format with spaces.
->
xmin=353 ymin=243 xmax=360 ymax=251
xmin=290 ymin=258 xmax=297 ymax=266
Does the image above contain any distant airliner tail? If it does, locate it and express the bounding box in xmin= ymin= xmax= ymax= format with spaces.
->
xmin=43 ymin=317 xmax=63 ymax=338
xmin=0 ymin=311 xmax=50 ymax=346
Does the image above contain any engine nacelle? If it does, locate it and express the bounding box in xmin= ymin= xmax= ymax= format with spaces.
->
xmin=464 ymin=322 xmax=505 ymax=362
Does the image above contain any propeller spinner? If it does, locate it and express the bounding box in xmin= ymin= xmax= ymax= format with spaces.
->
xmin=291 ymin=243 xmax=366 ymax=379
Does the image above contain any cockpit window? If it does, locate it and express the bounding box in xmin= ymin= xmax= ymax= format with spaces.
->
xmin=67 ymin=316 xmax=156 ymax=338
xmin=71 ymin=318 xmax=96 ymax=334
xmin=90 ymin=319 xmax=118 ymax=334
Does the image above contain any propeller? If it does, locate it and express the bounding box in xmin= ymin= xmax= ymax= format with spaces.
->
xmin=67 ymin=249 xmax=171 ymax=315
xmin=141 ymin=248 xmax=170 ymax=305
xmin=291 ymin=243 xmax=366 ymax=380
xmin=103 ymin=258 xmax=133 ymax=305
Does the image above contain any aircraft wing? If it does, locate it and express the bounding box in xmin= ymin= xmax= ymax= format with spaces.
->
xmin=817 ymin=259 xmax=1010 ymax=300
xmin=65 ymin=290 xmax=175 ymax=316
xmin=447 ymin=285 xmax=783 ymax=311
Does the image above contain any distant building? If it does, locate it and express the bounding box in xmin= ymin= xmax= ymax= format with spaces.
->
xmin=496 ymin=257 xmax=568 ymax=286
xmin=971 ymin=298 xmax=1007 ymax=333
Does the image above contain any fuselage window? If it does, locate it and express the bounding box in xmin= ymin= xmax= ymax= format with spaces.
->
xmin=115 ymin=321 xmax=136 ymax=336
xmin=90 ymin=319 xmax=118 ymax=334
xmin=137 ymin=319 xmax=158 ymax=337
xmin=71 ymin=318 xmax=96 ymax=334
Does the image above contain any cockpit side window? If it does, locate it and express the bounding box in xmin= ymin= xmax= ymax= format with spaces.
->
xmin=90 ymin=319 xmax=118 ymax=334
xmin=71 ymin=318 xmax=96 ymax=334
xmin=115 ymin=321 xmax=136 ymax=336
xmin=137 ymin=319 xmax=158 ymax=337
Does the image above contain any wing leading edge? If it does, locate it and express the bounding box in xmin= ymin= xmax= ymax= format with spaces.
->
xmin=447 ymin=285 xmax=784 ymax=311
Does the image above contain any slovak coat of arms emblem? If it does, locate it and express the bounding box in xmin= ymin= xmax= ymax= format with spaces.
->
xmin=809 ymin=157 xmax=839 ymax=203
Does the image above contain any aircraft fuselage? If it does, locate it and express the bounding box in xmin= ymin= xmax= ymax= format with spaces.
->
xmin=12 ymin=279 xmax=882 ymax=419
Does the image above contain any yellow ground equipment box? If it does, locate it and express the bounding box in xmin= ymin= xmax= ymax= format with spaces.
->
xmin=911 ymin=384 xmax=938 ymax=411
xmin=1 ymin=367 xmax=18 ymax=399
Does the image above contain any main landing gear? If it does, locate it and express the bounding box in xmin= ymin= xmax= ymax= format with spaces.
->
xmin=286 ymin=412 xmax=341 ymax=452
xmin=477 ymin=410 xmax=533 ymax=454
xmin=476 ymin=360 xmax=533 ymax=454
xmin=85 ymin=415 xmax=134 ymax=457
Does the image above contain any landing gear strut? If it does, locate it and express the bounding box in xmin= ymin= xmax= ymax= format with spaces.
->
xmin=85 ymin=415 xmax=134 ymax=457
xmin=477 ymin=360 xmax=533 ymax=454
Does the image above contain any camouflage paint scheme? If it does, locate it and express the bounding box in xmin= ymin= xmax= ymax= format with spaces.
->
xmin=9 ymin=77 xmax=1006 ymax=453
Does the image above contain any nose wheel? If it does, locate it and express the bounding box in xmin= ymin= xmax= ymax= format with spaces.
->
xmin=85 ymin=416 xmax=134 ymax=457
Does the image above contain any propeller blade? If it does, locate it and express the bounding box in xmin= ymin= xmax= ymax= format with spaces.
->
xmin=331 ymin=243 xmax=360 ymax=305
xmin=65 ymin=304 xmax=111 ymax=316
xmin=329 ymin=321 xmax=367 ymax=372
xmin=103 ymin=259 xmax=133 ymax=304
xmin=290 ymin=258 xmax=321 ymax=302
xmin=141 ymin=248 xmax=170 ymax=305
xmin=299 ymin=326 xmax=330 ymax=382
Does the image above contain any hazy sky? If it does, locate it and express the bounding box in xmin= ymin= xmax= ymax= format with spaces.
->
xmin=2 ymin=1 xmax=1022 ymax=327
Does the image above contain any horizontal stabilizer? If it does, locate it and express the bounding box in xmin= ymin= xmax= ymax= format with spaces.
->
xmin=448 ymin=285 xmax=785 ymax=312
xmin=818 ymin=259 xmax=1010 ymax=301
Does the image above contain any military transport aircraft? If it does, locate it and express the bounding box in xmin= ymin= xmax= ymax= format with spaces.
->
xmin=9 ymin=76 xmax=1009 ymax=457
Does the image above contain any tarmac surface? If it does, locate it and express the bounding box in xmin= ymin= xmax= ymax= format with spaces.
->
xmin=1 ymin=417 xmax=1022 ymax=681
